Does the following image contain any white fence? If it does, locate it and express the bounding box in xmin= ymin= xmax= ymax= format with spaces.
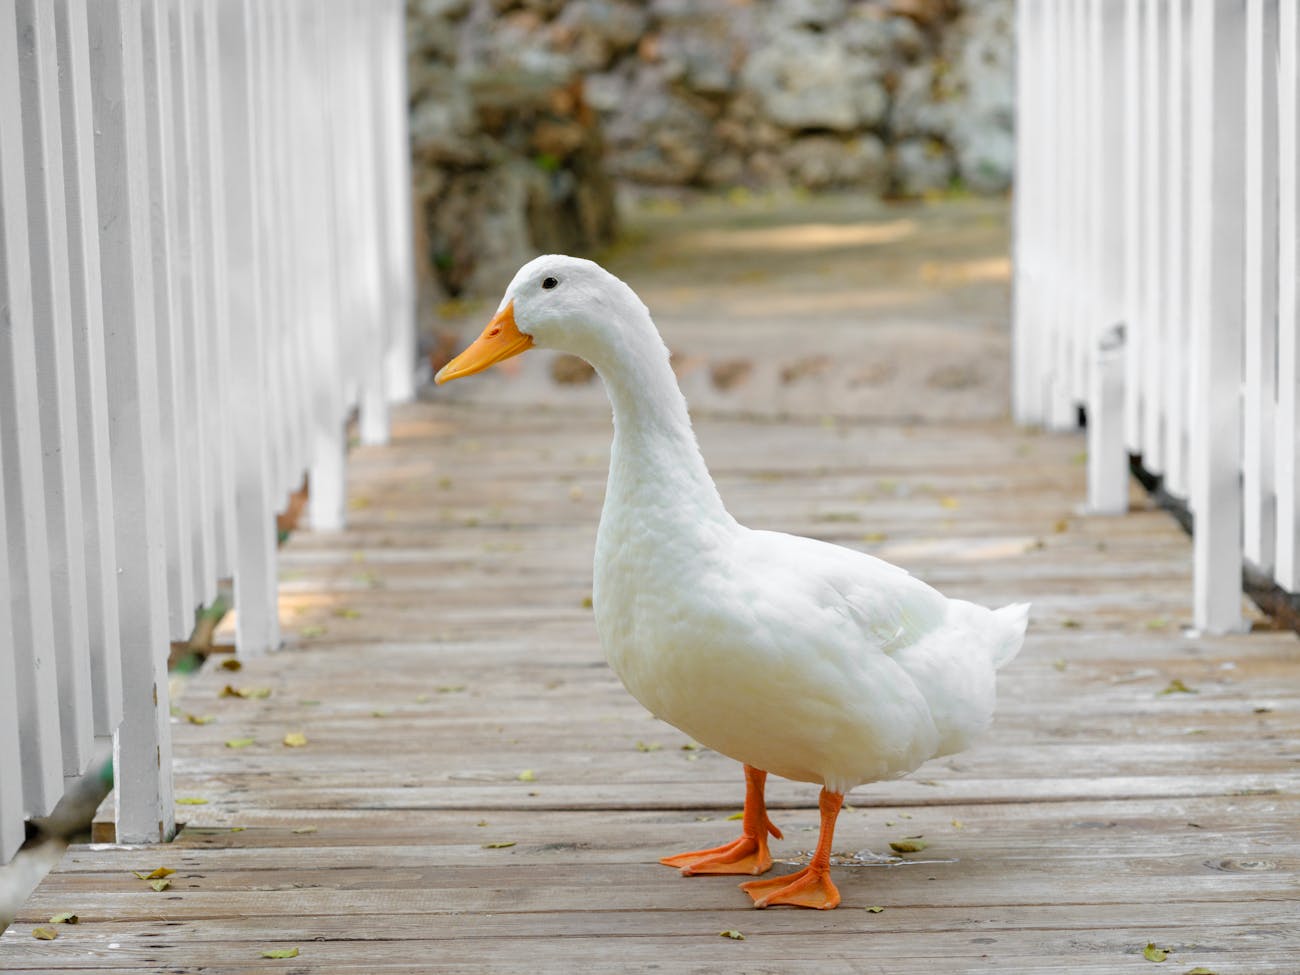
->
xmin=1014 ymin=0 xmax=1297 ymax=634
xmin=0 ymin=0 xmax=415 ymax=862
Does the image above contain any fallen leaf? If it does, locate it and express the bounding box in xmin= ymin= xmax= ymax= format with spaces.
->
xmin=517 ymin=769 xmax=536 ymax=782
xmin=939 ymin=496 xmax=960 ymax=509
xmin=719 ymin=929 xmax=745 ymax=940
xmin=865 ymin=906 xmax=885 ymax=913
xmin=482 ymin=841 xmax=516 ymax=849
xmin=476 ymin=820 xmax=489 ymax=827
xmin=133 ymin=867 xmax=175 ymax=880
xmin=1053 ymin=658 xmax=1068 ymax=671
xmin=863 ymin=531 xmax=888 ymax=543
xmin=581 ymin=596 xmax=593 ymax=609
xmin=31 ymin=927 xmax=58 ymax=940
xmin=48 ymin=912 xmax=78 ymax=924
xmin=149 ymin=879 xmax=171 ymax=892
xmin=291 ymin=826 xmax=317 ymax=834
xmin=176 ymin=797 xmax=208 ymax=805
xmin=186 ymin=714 xmax=214 ymax=725
xmin=889 ymin=838 xmax=928 ymax=853
xmin=225 ymin=737 xmax=255 ymax=749
xmin=1157 ymin=679 xmax=1198 ymax=696
xmin=436 ymin=685 xmax=466 ymax=694
xmin=262 ymin=947 xmax=300 ymax=959
xmin=299 ymin=626 xmax=326 ymax=638
xmin=1061 ymin=618 xmax=1081 ymax=629
xmin=635 ymin=741 xmax=662 ymax=752
xmin=1053 ymin=518 xmax=1069 ymax=533
xmin=219 ymin=659 xmax=242 ymax=671
xmin=1143 ymin=943 xmax=1170 ymax=962
xmin=371 ymin=710 xmax=389 ymax=718
xmin=1183 ymin=968 xmax=1216 ymax=974
xmin=951 ymin=820 xmax=964 ymax=830
xmin=680 ymin=742 xmax=701 ymax=751
xmin=283 ymin=732 xmax=308 ymax=748
xmin=726 ymin=811 xmax=744 ymax=821
xmin=299 ymin=699 xmax=321 ymax=706
xmin=220 ymin=685 xmax=271 ymax=699
xmin=415 ymin=694 xmax=431 ymax=703
xmin=332 ymin=608 xmax=361 ymax=619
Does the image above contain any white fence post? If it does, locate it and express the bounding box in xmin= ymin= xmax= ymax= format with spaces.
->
xmin=1188 ymin=0 xmax=1247 ymax=634
xmin=16 ymin=0 xmax=97 ymax=776
xmin=0 ymin=463 xmax=22 ymax=862
xmin=87 ymin=0 xmax=176 ymax=843
xmin=0 ymin=0 xmax=65 ymax=819
xmin=1277 ymin=0 xmax=1300 ymax=592
xmin=54 ymin=0 xmax=124 ymax=739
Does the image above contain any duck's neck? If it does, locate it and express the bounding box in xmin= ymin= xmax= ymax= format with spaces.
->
xmin=586 ymin=311 xmax=733 ymax=534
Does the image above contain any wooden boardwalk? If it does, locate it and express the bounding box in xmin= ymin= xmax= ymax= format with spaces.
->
xmin=3 ymin=200 xmax=1299 ymax=972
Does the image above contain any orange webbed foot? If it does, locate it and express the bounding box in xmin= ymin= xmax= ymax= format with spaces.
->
xmin=660 ymin=833 xmax=776 ymax=876
xmin=739 ymin=865 xmax=840 ymax=910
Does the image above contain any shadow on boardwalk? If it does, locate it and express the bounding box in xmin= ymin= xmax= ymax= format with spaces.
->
xmin=3 ymin=196 xmax=1298 ymax=973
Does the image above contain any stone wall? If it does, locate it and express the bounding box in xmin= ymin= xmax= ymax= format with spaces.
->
xmin=406 ymin=0 xmax=1014 ymax=296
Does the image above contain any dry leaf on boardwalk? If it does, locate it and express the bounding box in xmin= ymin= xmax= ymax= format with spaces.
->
xmin=262 ymin=947 xmax=300 ymax=959
xmin=31 ymin=927 xmax=58 ymax=940
xmin=283 ymin=732 xmax=308 ymax=748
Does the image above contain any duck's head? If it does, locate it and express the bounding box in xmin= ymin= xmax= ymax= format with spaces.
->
xmin=435 ymin=255 xmax=648 ymax=384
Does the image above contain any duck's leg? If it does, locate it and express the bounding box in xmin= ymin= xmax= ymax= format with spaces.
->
xmin=660 ymin=765 xmax=782 ymax=876
xmin=738 ymin=788 xmax=842 ymax=909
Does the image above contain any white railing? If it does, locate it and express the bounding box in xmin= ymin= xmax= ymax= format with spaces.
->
xmin=0 ymin=0 xmax=414 ymax=862
xmin=1014 ymin=0 xmax=1297 ymax=634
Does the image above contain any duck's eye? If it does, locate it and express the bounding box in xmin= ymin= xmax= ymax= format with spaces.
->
xmin=542 ymin=276 xmax=559 ymax=290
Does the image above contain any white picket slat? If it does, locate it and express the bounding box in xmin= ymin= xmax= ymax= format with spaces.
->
xmin=0 ymin=0 xmax=65 ymax=818
xmin=1277 ymin=0 xmax=1300 ymax=591
xmin=86 ymin=0 xmax=176 ymax=843
xmin=380 ymin=0 xmax=417 ymax=404
xmin=1122 ymin=0 xmax=1144 ymax=452
xmin=1244 ymin=0 xmax=1279 ymax=575
xmin=17 ymin=0 xmax=97 ymax=775
xmin=219 ymin=0 xmax=281 ymax=657
xmin=0 ymin=454 xmax=23 ymax=862
xmin=1161 ymin=0 xmax=1190 ymax=500
xmin=53 ymin=0 xmax=124 ymax=737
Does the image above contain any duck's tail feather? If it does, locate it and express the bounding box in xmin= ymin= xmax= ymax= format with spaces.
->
xmin=991 ymin=602 xmax=1030 ymax=669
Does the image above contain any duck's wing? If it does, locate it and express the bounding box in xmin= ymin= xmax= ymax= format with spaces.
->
xmin=739 ymin=529 xmax=949 ymax=655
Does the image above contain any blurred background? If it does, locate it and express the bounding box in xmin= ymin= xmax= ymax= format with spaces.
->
xmin=412 ymin=0 xmax=1015 ymax=415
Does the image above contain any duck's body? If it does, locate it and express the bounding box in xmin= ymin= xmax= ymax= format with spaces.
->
xmin=437 ymin=254 xmax=1028 ymax=910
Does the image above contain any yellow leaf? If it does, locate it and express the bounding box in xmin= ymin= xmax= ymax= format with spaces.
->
xmin=889 ymin=838 xmax=928 ymax=853
xmin=436 ymin=685 xmax=466 ymax=694
xmin=176 ymin=797 xmax=208 ymax=805
xmin=186 ymin=713 xmax=214 ymax=725
xmin=225 ymin=737 xmax=255 ymax=749
xmin=1157 ymin=679 xmax=1198 ymax=696
xmin=1143 ymin=943 xmax=1170 ymax=962
xmin=149 ymin=878 xmax=171 ymax=892
xmin=371 ymin=710 xmax=389 ymax=718
xmin=31 ymin=927 xmax=58 ymax=940
xmin=939 ymin=496 xmax=960 ymax=509
xmin=332 ymin=608 xmax=361 ymax=619
xmin=219 ymin=658 xmax=242 ymax=671
xmin=48 ymin=912 xmax=78 ymax=924
xmin=517 ymin=769 xmax=536 ymax=782
xmin=635 ymin=741 xmax=662 ymax=752
xmin=299 ymin=626 xmax=326 ymax=638
xmin=415 ymin=694 xmax=431 ymax=703
xmin=262 ymin=947 xmax=300 ymax=959
xmin=283 ymin=732 xmax=308 ymax=748
xmin=726 ymin=811 xmax=744 ymax=821
xmin=139 ymin=867 xmax=175 ymax=879
xmin=718 ymin=929 xmax=745 ymax=940
xmin=482 ymin=841 xmax=516 ymax=849
xmin=220 ymin=685 xmax=271 ymax=699
xmin=291 ymin=826 xmax=317 ymax=834
xmin=865 ymin=906 xmax=885 ymax=913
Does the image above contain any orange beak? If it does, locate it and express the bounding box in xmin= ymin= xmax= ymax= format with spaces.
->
xmin=435 ymin=301 xmax=534 ymax=384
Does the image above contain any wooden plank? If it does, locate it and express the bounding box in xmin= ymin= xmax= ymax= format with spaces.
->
xmin=1188 ymin=0 xmax=1247 ymax=634
xmin=0 ymin=0 xmax=65 ymax=817
xmin=16 ymin=0 xmax=97 ymax=775
xmin=85 ymin=0 xmax=175 ymax=843
xmin=52 ymin=0 xmax=124 ymax=737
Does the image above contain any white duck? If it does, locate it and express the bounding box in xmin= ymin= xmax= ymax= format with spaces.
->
xmin=436 ymin=255 xmax=1028 ymax=910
